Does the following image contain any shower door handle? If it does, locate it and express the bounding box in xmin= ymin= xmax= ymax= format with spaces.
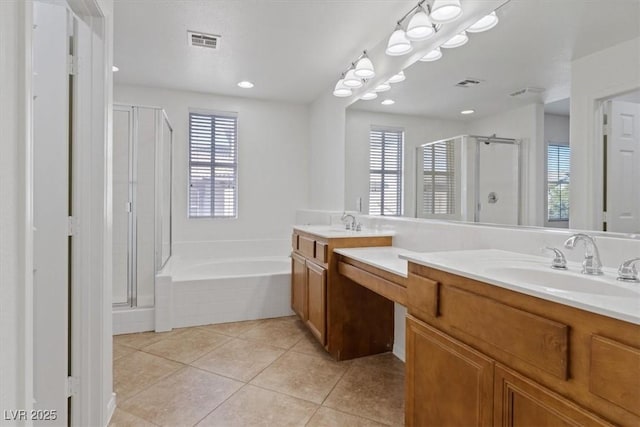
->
xmin=126 ymin=202 xmax=132 ymax=213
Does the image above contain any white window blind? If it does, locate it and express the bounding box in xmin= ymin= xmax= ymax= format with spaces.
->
xmin=422 ymin=140 xmax=455 ymax=215
xmin=547 ymin=144 xmax=570 ymax=221
xmin=369 ymin=128 xmax=403 ymax=216
xmin=189 ymin=112 xmax=238 ymax=218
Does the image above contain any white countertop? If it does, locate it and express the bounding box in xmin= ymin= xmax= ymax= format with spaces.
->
xmin=400 ymin=249 xmax=640 ymax=325
xmin=294 ymin=225 xmax=395 ymax=239
xmin=334 ymin=246 xmax=417 ymax=278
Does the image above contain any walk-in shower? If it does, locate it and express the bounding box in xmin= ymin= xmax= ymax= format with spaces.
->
xmin=416 ymin=134 xmax=521 ymax=225
xmin=113 ymin=104 xmax=172 ymax=309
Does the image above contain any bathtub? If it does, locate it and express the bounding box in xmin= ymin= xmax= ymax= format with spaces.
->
xmin=154 ymin=240 xmax=294 ymax=331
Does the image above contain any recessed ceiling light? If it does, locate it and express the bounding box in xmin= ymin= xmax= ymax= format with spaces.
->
xmin=112 ymin=65 xmax=119 ymax=72
xmin=461 ymin=109 xmax=475 ymax=115
xmin=237 ymin=81 xmax=254 ymax=89
xmin=381 ymin=99 xmax=395 ymax=106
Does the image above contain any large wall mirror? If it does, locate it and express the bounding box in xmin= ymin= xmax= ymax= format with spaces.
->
xmin=345 ymin=0 xmax=640 ymax=236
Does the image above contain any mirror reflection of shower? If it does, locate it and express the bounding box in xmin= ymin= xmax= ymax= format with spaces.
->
xmin=416 ymin=135 xmax=521 ymax=225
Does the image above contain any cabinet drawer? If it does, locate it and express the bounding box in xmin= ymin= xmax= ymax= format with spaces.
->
xmin=590 ymin=335 xmax=640 ymax=416
xmin=407 ymin=273 xmax=439 ymax=319
xmin=298 ymin=236 xmax=315 ymax=259
xmin=441 ymin=286 xmax=569 ymax=380
xmin=291 ymin=233 xmax=299 ymax=250
xmin=314 ymin=241 xmax=328 ymax=264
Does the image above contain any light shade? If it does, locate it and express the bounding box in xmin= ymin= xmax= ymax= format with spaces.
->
xmin=388 ymin=71 xmax=406 ymax=84
xmin=381 ymin=99 xmax=395 ymax=105
xmin=419 ymin=48 xmax=443 ymax=62
xmin=354 ymin=56 xmax=375 ymax=79
xmin=333 ymin=79 xmax=352 ymax=97
xmin=441 ymin=31 xmax=468 ymax=49
xmin=343 ymin=69 xmax=363 ymax=88
xmin=467 ymin=12 xmax=499 ymax=33
xmin=385 ymin=28 xmax=413 ymax=56
xmin=374 ymin=82 xmax=391 ymax=92
xmin=360 ymin=92 xmax=378 ymax=101
xmin=406 ymin=8 xmax=435 ymax=41
xmin=430 ymin=0 xmax=463 ymax=24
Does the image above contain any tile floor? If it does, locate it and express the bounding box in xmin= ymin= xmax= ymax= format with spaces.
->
xmin=110 ymin=316 xmax=405 ymax=427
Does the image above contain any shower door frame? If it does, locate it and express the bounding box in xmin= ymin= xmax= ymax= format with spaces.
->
xmin=113 ymin=104 xmax=173 ymax=309
xmin=470 ymin=135 xmax=523 ymax=225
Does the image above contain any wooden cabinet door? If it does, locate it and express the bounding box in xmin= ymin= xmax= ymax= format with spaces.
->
xmin=406 ymin=315 xmax=494 ymax=427
xmin=494 ymin=365 xmax=611 ymax=427
xmin=291 ymin=252 xmax=307 ymax=320
xmin=306 ymin=261 xmax=326 ymax=345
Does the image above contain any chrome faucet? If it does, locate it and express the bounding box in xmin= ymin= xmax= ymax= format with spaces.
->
xmin=563 ymin=233 xmax=603 ymax=275
xmin=617 ymin=257 xmax=640 ymax=283
xmin=341 ymin=213 xmax=357 ymax=231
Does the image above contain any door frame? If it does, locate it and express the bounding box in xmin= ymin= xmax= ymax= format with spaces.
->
xmin=23 ymin=0 xmax=114 ymax=425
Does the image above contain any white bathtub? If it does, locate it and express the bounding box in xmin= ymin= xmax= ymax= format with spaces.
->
xmin=154 ymin=240 xmax=294 ymax=331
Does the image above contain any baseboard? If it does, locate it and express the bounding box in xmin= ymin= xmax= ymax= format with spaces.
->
xmin=112 ymin=307 xmax=154 ymax=335
xmin=104 ymin=392 xmax=116 ymax=427
xmin=393 ymin=343 xmax=406 ymax=362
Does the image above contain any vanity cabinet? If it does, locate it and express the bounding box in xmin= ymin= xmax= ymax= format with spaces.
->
xmin=405 ymin=262 xmax=640 ymax=427
xmin=291 ymin=227 xmax=394 ymax=360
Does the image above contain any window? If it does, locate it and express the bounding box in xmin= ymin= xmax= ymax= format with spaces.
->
xmin=369 ymin=127 xmax=403 ymax=216
xmin=421 ymin=140 xmax=456 ymax=216
xmin=547 ymin=144 xmax=570 ymax=221
xmin=189 ymin=112 xmax=238 ymax=218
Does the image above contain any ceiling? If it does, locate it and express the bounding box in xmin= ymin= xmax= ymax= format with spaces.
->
xmin=113 ymin=0 xmax=410 ymax=103
xmin=350 ymin=0 xmax=640 ymax=120
xmin=544 ymin=98 xmax=570 ymax=116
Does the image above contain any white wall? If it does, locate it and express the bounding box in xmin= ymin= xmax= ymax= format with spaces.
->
xmin=345 ymin=109 xmax=466 ymax=217
xmin=570 ymin=36 xmax=640 ymax=230
xmin=544 ymin=113 xmax=570 ymax=228
xmin=114 ymin=84 xmax=310 ymax=243
xmin=545 ymin=113 xmax=570 ymax=144
xmin=467 ymin=103 xmax=545 ymax=226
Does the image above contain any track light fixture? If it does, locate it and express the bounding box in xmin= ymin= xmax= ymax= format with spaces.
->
xmin=333 ymin=78 xmax=352 ymax=97
xmin=333 ymin=50 xmax=375 ymax=97
xmin=430 ymin=0 xmax=463 ymax=24
xmin=354 ymin=54 xmax=375 ymax=79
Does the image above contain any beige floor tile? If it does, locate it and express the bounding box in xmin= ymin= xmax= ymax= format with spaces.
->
xmin=289 ymin=331 xmax=344 ymax=362
xmin=119 ymin=367 xmax=242 ymax=427
xmin=197 ymin=385 xmax=317 ymax=427
xmin=142 ymin=328 xmax=230 ymax=364
xmin=323 ymin=354 xmax=405 ymax=426
xmin=197 ymin=319 xmax=263 ymax=337
xmin=114 ymin=351 xmax=183 ymax=402
xmin=108 ymin=408 xmax=157 ymax=427
xmin=250 ymin=351 xmax=348 ymax=404
xmin=307 ymin=407 xmax=389 ymax=427
xmin=351 ymin=352 xmax=405 ymax=376
xmin=191 ymin=338 xmax=284 ymax=382
xmin=239 ymin=317 xmax=306 ymax=349
xmin=114 ymin=330 xmax=181 ymax=350
xmin=113 ymin=343 xmax=136 ymax=361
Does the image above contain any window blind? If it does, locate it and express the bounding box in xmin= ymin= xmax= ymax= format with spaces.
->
xmin=189 ymin=112 xmax=238 ymax=218
xmin=422 ymin=140 xmax=455 ymax=215
xmin=547 ymin=144 xmax=570 ymax=221
xmin=369 ymin=128 xmax=403 ymax=216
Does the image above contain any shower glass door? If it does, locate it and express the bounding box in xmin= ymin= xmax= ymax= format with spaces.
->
xmin=113 ymin=104 xmax=173 ymax=308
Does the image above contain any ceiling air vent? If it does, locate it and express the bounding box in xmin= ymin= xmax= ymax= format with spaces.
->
xmin=188 ymin=31 xmax=220 ymax=49
xmin=510 ymin=87 xmax=545 ymax=97
xmin=455 ymin=78 xmax=482 ymax=88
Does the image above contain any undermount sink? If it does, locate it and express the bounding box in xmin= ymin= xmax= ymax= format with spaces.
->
xmin=484 ymin=266 xmax=640 ymax=298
